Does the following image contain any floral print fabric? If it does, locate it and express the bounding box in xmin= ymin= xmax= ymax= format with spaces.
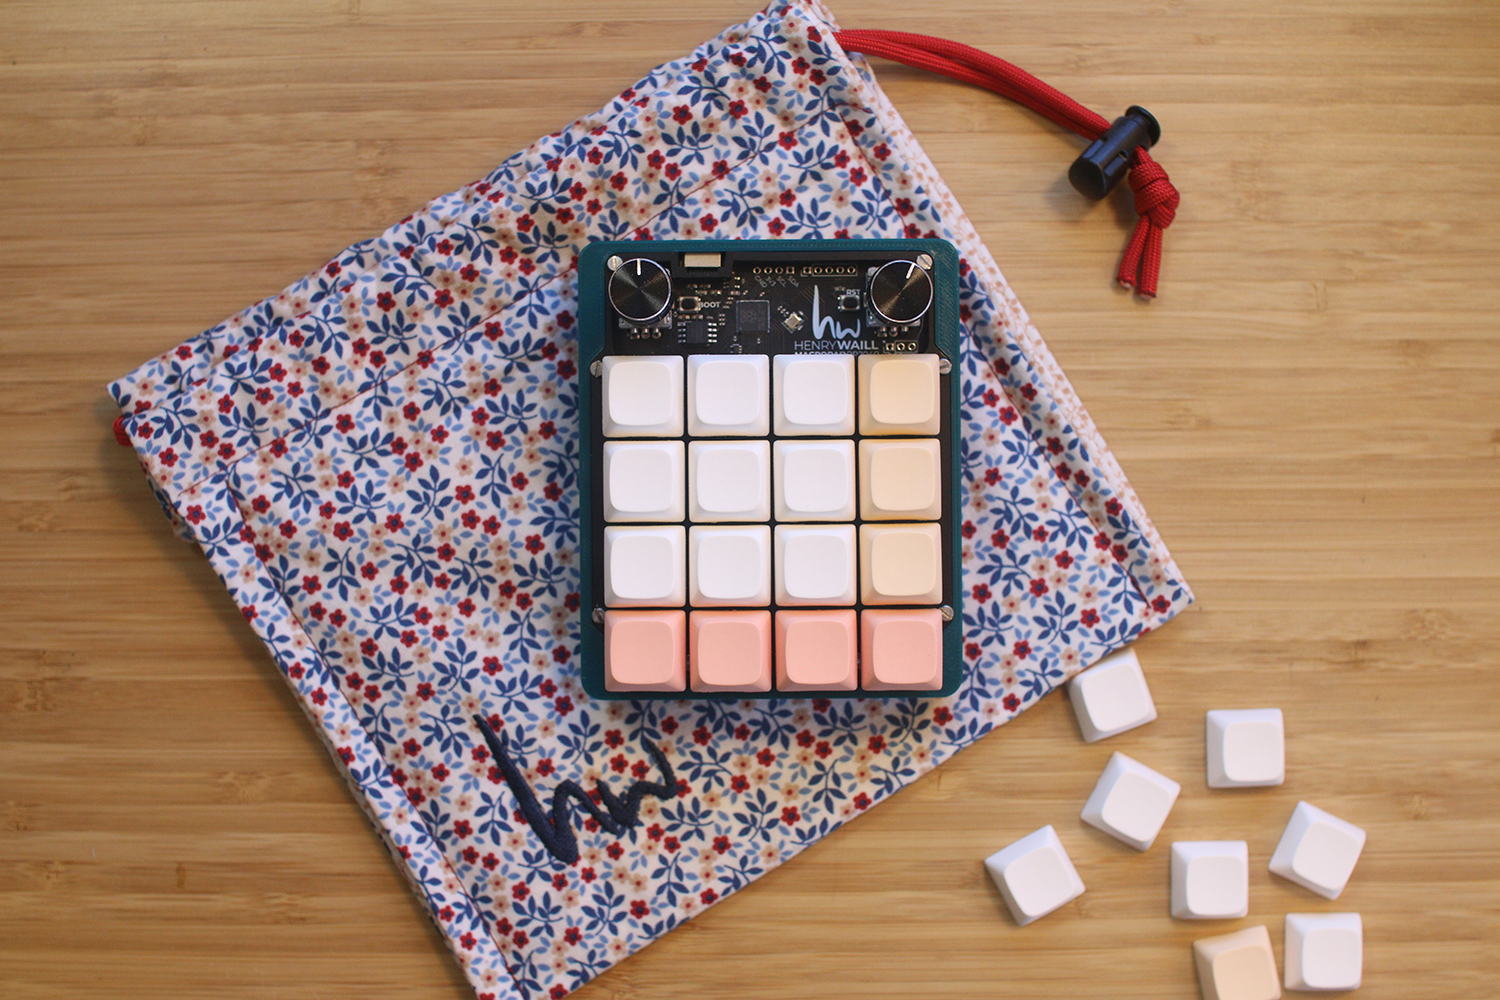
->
xmin=108 ymin=3 xmax=1191 ymax=997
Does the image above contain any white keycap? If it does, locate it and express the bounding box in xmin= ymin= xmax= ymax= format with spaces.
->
xmin=858 ymin=523 xmax=943 ymax=605
xmin=601 ymin=355 xmax=683 ymax=437
xmin=774 ymin=440 xmax=856 ymax=522
xmin=602 ymin=440 xmax=684 ymax=523
xmin=1285 ymin=913 xmax=1362 ymax=991
xmin=1206 ymin=708 xmax=1285 ymax=788
xmin=983 ymin=825 xmax=1086 ymax=926
xmin=773 ymin=354 xmax=855 ymax=436
xmin=1269 ymin=801 xmax=1366 ymax=900
xmin=1080 ymin=752 xmax=1181 ymax=851
xmin=603 ymin=525 xmax=685 ymax=607
xmin=858 ymin=353 xmax=941 ymax=436
xmin=688 ymin=354 xmax=769 ymax=437
xmin=689 ymin=440 xmax=770 ymax=522
xmin=1171 ymin=841 xmax=1249 ymax=919
xmin=1067 ymin=647 xmax=1157 ymax=742
xmin=775 ymin=524 xmax=856 ymax=606
xmin=858 ymin=438 xmax=942 ymax=520
xmin=689 ymin=526 xmax=771 ymax=607
xmin=1193 ymin=926 xmax=1282 ymax=1000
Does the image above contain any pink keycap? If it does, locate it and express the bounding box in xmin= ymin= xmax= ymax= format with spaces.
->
xmin=774 ymin=610 xmax=858 ymax=692
xmin=689 ymin=611 xmax=772 ymax=693
xmin=860 ymin=609 xmax=945 ymax=690
xmin=603 ymin=610 xmax=686 ymax=692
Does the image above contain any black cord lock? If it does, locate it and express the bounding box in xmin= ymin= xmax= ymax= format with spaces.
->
xmin=1068 ymin=106 xmax=1161 ymax=200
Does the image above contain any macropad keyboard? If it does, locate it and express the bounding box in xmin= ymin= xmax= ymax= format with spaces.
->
xmin=577 ymin=240 xmax=963 ymax=699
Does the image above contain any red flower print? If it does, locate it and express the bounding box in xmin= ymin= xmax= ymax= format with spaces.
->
xmin=972 ymin=583 xmax=990 ymax=604
xmin=1056 ymin=551 xmax=1073 ymax=569
xmin=756 ymin=748 xmax=775 ymax=766
xmin=867 ymin=734 xmax=885 ymax=753
xmin=780 ymin=806 xmax=800 ymax=825
xmin=1080 ymin=608 xmax=1100 ymax=627
xmin=525 ymin=534 xmax=544 ymax=553
xmin=1003 ymin=694 xmax=1021 ymax=712
xmin=1013 ymin=640 xmax=1031 ymax=659
xmin=1029 ymin=578 xmax=1049 ymax=597
xmin=853 ymin=793 xmax=871 ymax=810
xmin=713 ymin=835 xmax=731 ymax=854
xmin=933 ymin=706 xmax=953 ymax=725
xmin=671 ymin=105 xmax=692 ymax=124
xmin=1152 ymin=595 xmax=1171 ymax=613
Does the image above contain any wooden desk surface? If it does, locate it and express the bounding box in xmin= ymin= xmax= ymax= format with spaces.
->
xmin=2 ymin=1 xmax=1497 ymax=997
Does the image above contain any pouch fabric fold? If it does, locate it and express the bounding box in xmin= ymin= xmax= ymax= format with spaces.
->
xmin=109 ymin=3 xmax=1190 ymax=996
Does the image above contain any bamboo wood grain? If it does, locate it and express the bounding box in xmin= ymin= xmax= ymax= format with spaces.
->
xmin=1 ymin=1 xmax=1497 ymax=997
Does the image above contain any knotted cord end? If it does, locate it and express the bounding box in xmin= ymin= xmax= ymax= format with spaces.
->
xmin=1116 ymin=149 xmax=1179 ymax=299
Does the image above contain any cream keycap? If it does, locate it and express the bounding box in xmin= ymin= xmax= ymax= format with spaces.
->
xmin=1193 ymin=926 xmax=1282 ymax=1000
xmin=858 ymin=438 xmax=941 ymax=520
xmin=859 ymin=523 xmax=943 ymax=605
xmin=858 ymin=353 xmax=941 ymax=435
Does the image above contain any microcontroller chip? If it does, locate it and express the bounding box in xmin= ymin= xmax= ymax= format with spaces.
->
xmin=681 ymin=319 xmax=711 ymax=344
xmin=735 ymin=299 xmax=771 ymax=336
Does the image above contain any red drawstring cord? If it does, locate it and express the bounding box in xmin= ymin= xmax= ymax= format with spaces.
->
xmin=833 ymin=29 xmax=1179 ymax=298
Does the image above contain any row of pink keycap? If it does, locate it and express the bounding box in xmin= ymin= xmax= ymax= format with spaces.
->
xmin=603 ymin=608 xmax=945 ymax=693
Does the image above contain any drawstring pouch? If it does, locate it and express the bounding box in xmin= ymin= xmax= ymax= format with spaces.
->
xmin=109 ymin=3 xmax=1191 ymax=997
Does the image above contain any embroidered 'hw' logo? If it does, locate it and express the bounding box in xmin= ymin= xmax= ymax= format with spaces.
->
xmin=473 ymin=715 xmax=678 ymax=865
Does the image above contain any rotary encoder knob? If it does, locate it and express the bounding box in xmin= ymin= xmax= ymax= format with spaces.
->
xmin=868 ymin=258 xmax=934 ymax=325
xmin=607 ymin=257 xmax=672 ymax=324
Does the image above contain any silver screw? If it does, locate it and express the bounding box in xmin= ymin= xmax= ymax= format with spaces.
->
xmin=916 ymin=253 xmax=933 ymax=270
xmin=591 ymin=608 xmax=605 ymax=625
xmin=606 ymin=255 xmax=623 ymax=271
xmin=938 ymin=358 xmax=952 ymax=375
xmin=940 ymin=605 xmax=955 ymax=621
xmin=589 ymin=360 xmax=602 ymax=377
